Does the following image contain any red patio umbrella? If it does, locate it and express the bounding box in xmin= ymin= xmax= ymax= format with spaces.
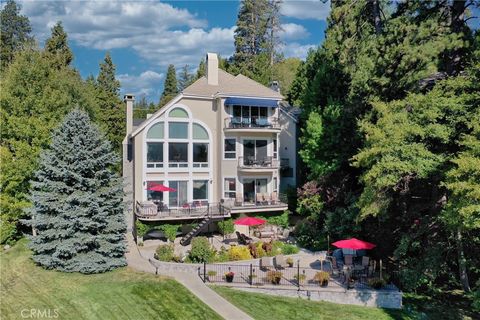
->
xmin=234 ymin=217 xmax=266 ymax=226
xmin=332 ymin=238 xmax=376 ymax=250
xmin=147 ymin=183 xmax=176 ymax=192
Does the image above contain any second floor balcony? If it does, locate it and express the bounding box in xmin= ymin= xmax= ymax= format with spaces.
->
xmin=224 ymin=116 xmax=280 ymax=131
xmin=238 ymin=156 xmax=279 ymax=170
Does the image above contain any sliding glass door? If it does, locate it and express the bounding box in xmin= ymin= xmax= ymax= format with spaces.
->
xmin=243 ymin=178 xmax=267 ymax=204
xmin=243 ymin=139 xmax=268 ymax=165
xmin=168 ymin=181 xmax=188 ymax=207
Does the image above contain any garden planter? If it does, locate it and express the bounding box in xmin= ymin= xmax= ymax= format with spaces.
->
xmin=320 ymin=280 xmax=328 ymax=287
xmin=225 ymin=274 xmax=234 ymax=282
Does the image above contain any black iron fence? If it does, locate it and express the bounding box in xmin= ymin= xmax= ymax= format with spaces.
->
xmin=199 ymin=262 xmax=398 ymax=291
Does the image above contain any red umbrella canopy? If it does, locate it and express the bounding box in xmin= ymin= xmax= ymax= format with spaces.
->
xmin=332 ymin=238 xmax=376 ymax=250
xmin=234 ymin=217 xmax=266 ymax=226
xmin=147 ymin=183 xmax=176 ymax=192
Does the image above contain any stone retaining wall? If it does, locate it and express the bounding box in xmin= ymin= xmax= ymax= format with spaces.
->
xmin=232 ymin=286 xmax=402 ymax=309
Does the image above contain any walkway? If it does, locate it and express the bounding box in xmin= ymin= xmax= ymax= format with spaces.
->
xmin=125 ymin=234 xmax=253 ymax=320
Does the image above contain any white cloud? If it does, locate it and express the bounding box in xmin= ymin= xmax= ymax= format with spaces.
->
xmin=280 ymin=23 xmax=310 ymax=40
xmin=118 ymin=70 xmax=164 ymax=97
xmin=283 ymin=42 xmax=316 ymax=60
xmin=20 ymin=1 xmax=234 ymax=67
xmin=281 ymin=0 xmax=331 ymax=20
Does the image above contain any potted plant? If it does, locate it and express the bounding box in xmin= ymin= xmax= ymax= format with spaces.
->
xmin=293 ymin=274 xmax=306 ymax=285
xmin=207 ymin=270 xmax=217 ymax=281
xmin=313 ymin=271 xmax=330 ymax=287
xmin=225 ymin=271 xmax=235 ymax=282
xmin=368 ymin=278 xmax=386 ymax=290
xmin=266 ymin=271 xmax=283 ymax=285
xmin=286 ymin=257 xmax=294 ymax=267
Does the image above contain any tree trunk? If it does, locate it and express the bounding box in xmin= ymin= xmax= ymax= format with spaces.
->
xmin=372 ymin=0 xmax=382 ymax=35
xmin=446 ymin=0 xmax=466 ymax=75
xmin=455 ymin=227 xmax=471 ymax=292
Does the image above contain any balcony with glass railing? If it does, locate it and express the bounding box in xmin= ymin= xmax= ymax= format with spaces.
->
xmin=238 ymin=156 xmax=279 ymax=170
xmin=224 ymin=116 xmax=280 ymax=131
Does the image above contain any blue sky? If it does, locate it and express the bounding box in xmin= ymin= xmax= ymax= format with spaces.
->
xmin=19 ymin=0 xmax=330 ymax=103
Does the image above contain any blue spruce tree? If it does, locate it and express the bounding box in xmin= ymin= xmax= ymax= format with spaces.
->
xmin=28 ymin=109 xmax=126 ymax=273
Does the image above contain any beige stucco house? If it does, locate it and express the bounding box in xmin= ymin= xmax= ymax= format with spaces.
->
xmin=123 ymin=53 xmax=297 ymax=244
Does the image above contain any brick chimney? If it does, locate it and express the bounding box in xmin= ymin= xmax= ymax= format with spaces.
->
xmin=206 ymin=53 xmax=218 ymax=86
xmin=124 ymin=94 xmax=135 ymax=135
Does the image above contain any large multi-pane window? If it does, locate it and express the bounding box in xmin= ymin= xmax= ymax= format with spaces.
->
xmin=224 ymin=138 xmax=236 ymax=159
xmin=193 ymin=180 xmax=208 ymax=201
xmin=168 ymin=143 xmax=188 ymax=167
xmin=224 ymin=178 xmax=236 ymax=198
xmin=193 ymin=143 xmax=208 ymax=167
xmin=273 ymin=139 xmax=278 ymax=159
xmin=169 ymin=122 xmax=188 ymax=139
xmin=147 ymin=142 xmax=163 ymax=168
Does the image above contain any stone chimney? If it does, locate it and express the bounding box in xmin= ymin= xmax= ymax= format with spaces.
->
xmin=124 ymin=94 xmax=135 ymax=135
xmin=206 ymin=52 xmax=218 ymax=86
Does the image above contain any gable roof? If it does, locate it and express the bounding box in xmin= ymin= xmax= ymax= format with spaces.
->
xmin=183 ymin=69 xmax=283 ymax=99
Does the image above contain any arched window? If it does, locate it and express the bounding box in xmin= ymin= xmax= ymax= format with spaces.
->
xmin=147 ymin=122 xmax=164 ymax=139
xmin=169 ymin=108 xmax=189 ymax=118
xmin=169 ymin=122 xmax=188 ymax=139
xmin=193 ymin=123 xmax=209 ymax=140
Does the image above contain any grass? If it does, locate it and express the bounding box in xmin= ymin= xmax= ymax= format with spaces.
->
xmin=212 ymin=286 xmax=477 ymax=320
xmin=0 ymin=239 xmax=222 ymax=320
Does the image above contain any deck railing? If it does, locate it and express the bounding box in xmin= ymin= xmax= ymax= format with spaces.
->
xmin=224 ymin=117 xmax=280 ymax=129
xmin=238 ymin=156 xmax=279 ymax=169
xmin=136 ymin=201 xmax=228 ymax=220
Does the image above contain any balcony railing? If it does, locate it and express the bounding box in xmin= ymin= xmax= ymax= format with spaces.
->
xmin=238 ymin=156 xmax=279 ymax=169
xmin=224 ymin=117 xmax=280 ymax=129
xmin=221 ymin=192 xmax=288 ymax=209
xmin=136 ymin=201 xmax=228 ymax=220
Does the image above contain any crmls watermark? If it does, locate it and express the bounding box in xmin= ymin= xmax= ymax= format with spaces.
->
xmin=20 ymin=309 xmax=59 ymax=318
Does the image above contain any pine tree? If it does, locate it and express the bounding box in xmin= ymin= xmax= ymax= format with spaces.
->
xmin=97 ymin=52 xmax=120 ymax=97
xmin=159 ymin=64 xmax=178 ymax=107
xmin=95 ymin=52 xmax=124 ymax=154
xmin=0 ymin=0 xmax=33 ymax=71
xmin=28 ymin=109 xmax=126 ymax=274
xmin=177 ymin=64 xmax=194 ymax=91
xmin=196 ymin=58 xmax=206 ymax=79
xmin=45 ymin=21 xmax=73 ymax=69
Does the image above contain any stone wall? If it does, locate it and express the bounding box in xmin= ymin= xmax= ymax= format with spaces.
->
xmin=233 ymin=286 xmax=402 ymax=309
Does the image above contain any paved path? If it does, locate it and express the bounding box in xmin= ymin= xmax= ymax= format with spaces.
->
xmin=125 ymin=234 xmax=253 ymax=320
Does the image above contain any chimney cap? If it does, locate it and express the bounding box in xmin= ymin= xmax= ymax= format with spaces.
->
xmin=124 ymin=94 xmax=135 ymax=102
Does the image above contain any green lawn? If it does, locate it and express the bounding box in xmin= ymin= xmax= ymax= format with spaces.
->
xmin=0 ymin=240 xmax=221 ymax=320
xmin=212 ymin=286 xmax=476 ymax=320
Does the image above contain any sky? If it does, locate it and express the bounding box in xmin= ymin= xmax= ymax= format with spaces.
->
xmin=18 ymin=0 xmax=331 ymax=103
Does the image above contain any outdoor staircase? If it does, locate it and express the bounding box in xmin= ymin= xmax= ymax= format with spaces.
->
xmin=180 ymin=216 xmax=214 ymax=246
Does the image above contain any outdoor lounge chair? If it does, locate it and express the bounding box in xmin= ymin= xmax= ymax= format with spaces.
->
xmin=274 ymin=255 xmax=288 ymax=269
xmin=344 ymin=255 xmax=353 ymax=266
xmin=263 ymin=193 xmax=271 ymax=204
xmin=256 ymin=193 xmax=264 ymax=205
xmin=260 ymin=257 xmax=274 ymax=271
xmin=235 ymin=193 xmax=243 ymax=206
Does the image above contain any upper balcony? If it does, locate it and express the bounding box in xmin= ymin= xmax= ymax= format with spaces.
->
xmin=238 ymin=156 xmax=279 ymax=172
xmin=224 ymin=117 xmax=281 ymax=132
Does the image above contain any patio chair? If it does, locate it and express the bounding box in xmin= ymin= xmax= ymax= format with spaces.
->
xmin=256 ymin=193 xmax=264 ymax=205
xmin=271 ymin=192 xmax=278 ymax=205
xmin=241 ymin=233 xmax=252 ymax=243
xmin=231 ymin=117 xmax=242 ymax=128
xmin=344 ymin=255 xmax=353 ymax=266
xmin=236 ymin=231 xmax=247 ymax=245
xmin=330 ymin=256 xmax=340 ymax=277
xmin=263 ymin=193 xmax=271 ymax=205
xmin=262 ymin=157 xmax=272 ymax=167
xmin=274 ymin=255 xmax=288 ymax=269
xmin=241 ymin=118 xmax=251 ymax=127
xmin=235 ymin=193 xmax=243 ymax=206
xmin=260 ymin=257 xmax=274 ymax=271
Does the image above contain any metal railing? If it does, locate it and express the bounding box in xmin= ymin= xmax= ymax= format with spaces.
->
xmin=224 ymin=117 xmax=280 ymax=129
xmin=200 ymin=261 xmax=399 ymax=291
xmin=221 ymin=193 xmax=288 ymax=208
xmin=136 ymin=201 xmax=228 ymax=220
xmin=238 ymin=156 xmax=279 ymax=169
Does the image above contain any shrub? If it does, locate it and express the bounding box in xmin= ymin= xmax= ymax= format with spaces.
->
xmin=218 ymin=219 xmax=235 ymax=235
xmin=368 ymin=278 xmax=387 ymax=289
xmin=136 ymin=220 xmax=149 ymax=238
xmin=472 ymin=281 xmax=480 ymax=312
xmin=207 ymin=270 xmax=217 ymax=277
xmin=282 ymin=244 xmax=300 ymax=255
xmin=313 ymin=271 xmax=330 ymax=285
xmin=228 ymin=246 xmax=252 ymax=261
xmin=286 ymin=257 xmax=294 ymax=267
xmin=161 ymin=224 xmax=179 ymax=242
xmin=294 ymin=218 xmax=325 ymax=250
xmin=214 ymin=246 xmax=229 ymax=262
xmin=266 ymin=271 xmax=283 ymax=284
xmin=262 ymin=242 xmax=273 ymax=255
xmin=271 ymin=241 xmax=284 ymax=255
xmin=155 ymin=244 xmax=174 ymax=262
xmin=265 ymin=210 xmax=290 ymax=228
xmin=189 ymin=237 xmax=216 ymax=263
xmin=256 ymin=242 xmax=267 ymax=258
xmin=294 ymin=274 xmax=306 ymax=283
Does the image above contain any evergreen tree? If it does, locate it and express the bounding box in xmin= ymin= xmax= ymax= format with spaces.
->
xmin=196 ymin=58 xmax=206 ymax=79
xmin=159 ymin=64 xmax=178 ymax=107
xmin=95 ymin=52 xmax=124 ymax=154
xmin=97 ymin=52 xmax=120 ymax=96
xmin=45 ymin=21 xmax=73 ymax=69
xmin=177 ymin=64 xmax=194 ymax=91
xmin=28 ymin=109 xmax=126 ymax=274
xmin=0 ymin=0 xmax=33 ymax=71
